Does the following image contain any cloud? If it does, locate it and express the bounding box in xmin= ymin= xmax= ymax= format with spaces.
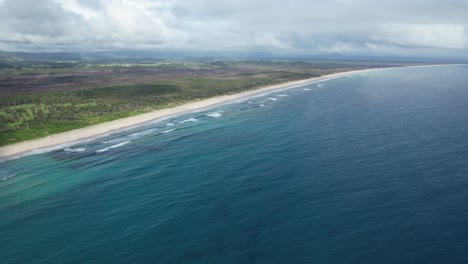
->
xmin=0 ymin=0 xmax=467 ymax=58
xmin=373 ymin=24 xmax=467 ymax=49
xmin=0 ymin=0 xmax=83 ymax=43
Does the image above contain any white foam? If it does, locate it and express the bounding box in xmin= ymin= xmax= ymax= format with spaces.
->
xmin=317 ymin=83 xmax=324 ymax=88
xmin=1 ymin=174 xmax=16 ymax=181
xmin=27 ymin=142 xmax=85 ymax=156
xmin=303 ymin=88 xmax=311 ymax=91
xmin=96 ymin=141 xmax=131 ymax=153
xmin=161 ymin=128 xmax=176 ymax=134
xmin=128 ymin=128 xmax=158 ymax=138
xmin=166 ymin=122 xmax=175 ymax=126
xmin=267 ymin=97 xmax=277 ymax=101
xmin=0 ymin=138 xmax=102 ymax=163
xmin=259 ymin=104 xmax=265 ymax=107
xmin=277 ymin=94 xmax=289 ymax=97
xmin=178 ymin=118 xmax=198 ymax=124
xmin=206 ymin=112 xmax=222 ymax=118
xmin=64 ymin=147 xmax=86 ymax=153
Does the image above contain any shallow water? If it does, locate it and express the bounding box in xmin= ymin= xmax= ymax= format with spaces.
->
xmin=1 ymin=65 xmax=468 ymax=263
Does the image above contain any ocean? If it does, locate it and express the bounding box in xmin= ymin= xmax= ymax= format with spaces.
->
xmin=1 ymin=65 xmax=468 ymax=263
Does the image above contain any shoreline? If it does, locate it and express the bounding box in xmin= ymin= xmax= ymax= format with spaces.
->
xmin=0 ymin=65 xmax=457 ymax=160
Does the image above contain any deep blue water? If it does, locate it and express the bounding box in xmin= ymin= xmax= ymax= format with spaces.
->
xmin=1 ymin=65 xmax=468 ymax=263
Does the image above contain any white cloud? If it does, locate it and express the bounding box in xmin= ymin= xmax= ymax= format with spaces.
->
xmin=318 ymin=42 xmax=361 ymax=53
xmin=0 ymin=0 xmax=468 ymax=58
xmin=254 ymin=33 xmax=292 ymax=49
xmin=373 ymin=24 xmax=467 ymax=49
xmin=59 ymin=0 xmax=188 ymax=48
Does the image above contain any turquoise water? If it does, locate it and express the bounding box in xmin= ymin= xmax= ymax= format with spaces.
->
xmin=1 ymin=65 xmax=468 ymax=263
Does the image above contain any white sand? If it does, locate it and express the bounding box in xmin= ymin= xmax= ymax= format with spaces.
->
xmin=0 ymin=68 xmax=376 ymax=159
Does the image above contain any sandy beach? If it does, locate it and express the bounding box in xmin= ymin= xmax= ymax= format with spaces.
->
xmin=0 ymin=68 xmax=375 ymax=160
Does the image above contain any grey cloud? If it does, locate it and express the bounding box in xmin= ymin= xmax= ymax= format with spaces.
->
xmin=0 ymin=0 xmax=467 ymax=58
xmin=0 ymin=0 xmax=82 ymax=36
xmin=76 ymin=0 xmax=103 ymax=10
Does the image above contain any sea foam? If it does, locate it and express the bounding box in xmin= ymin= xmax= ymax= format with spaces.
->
xmin=128 ymin=128 xmax=158 ymax=138
xmin=96 ymin=141 xmax=131 ymax=153
xmin=1 ymin=174 xmax=16 ymax=181
xmin=178 ymin=118 xmax=198 ymax=124
xmin=206 ymin=112 xmax=222 ymax=118
xmin=161 ymin=128 xmax=176 ymax=134
xmin=64 ymin=147 xmax=86 ymax=153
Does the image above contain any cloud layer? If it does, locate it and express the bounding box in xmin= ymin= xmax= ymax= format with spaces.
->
xmin=1 ymin=0 xmax=467 ymax=58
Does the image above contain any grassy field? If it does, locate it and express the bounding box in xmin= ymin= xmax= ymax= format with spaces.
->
xmin=0 ymin=59 xmax=392 ymax=146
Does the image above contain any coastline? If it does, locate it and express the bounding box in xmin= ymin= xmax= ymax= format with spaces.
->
xmin=0 ymin=67 xmax=383 ymax=160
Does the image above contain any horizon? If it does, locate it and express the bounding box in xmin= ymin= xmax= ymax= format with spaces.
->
xmin=3 ymin=49 xmax=468 ymax=64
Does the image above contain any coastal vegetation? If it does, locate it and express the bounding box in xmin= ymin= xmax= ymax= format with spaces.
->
xmin=0 ymin=55 xmax=392 ymax=146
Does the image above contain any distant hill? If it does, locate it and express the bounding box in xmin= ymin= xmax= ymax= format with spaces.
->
xmin=0 ymin=50 xmax=465 ymax=70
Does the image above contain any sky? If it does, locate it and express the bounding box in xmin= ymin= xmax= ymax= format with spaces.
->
xmin=0 ymin=0 xmax=467 ymax=58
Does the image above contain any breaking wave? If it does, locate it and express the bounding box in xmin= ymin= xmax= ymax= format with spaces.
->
xmin=1 ymin=174 xmax=16 ymax=181
xmin=161 ymin=128 xmax=176 ymax=134
xmin=206 ymin=112 xmax=222 ymax=118
xmin=128 ymin=128 xmax=158 ymax=138
xmin=178 ymin=118 xmax=198 ymax=124
xmin=64 ymin=147 xmax=86 ymax=153
xmin=96 ymin=141 xmax=131 ymax=153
